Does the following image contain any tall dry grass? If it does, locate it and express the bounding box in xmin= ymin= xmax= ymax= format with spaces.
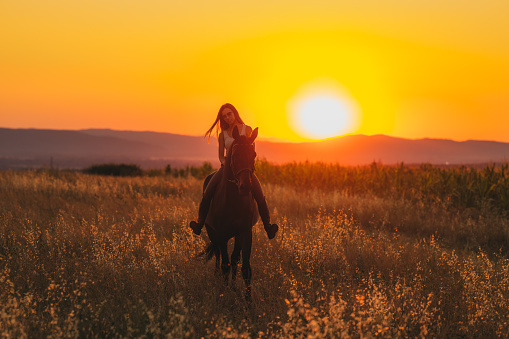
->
xmin=1 ymin=166 xmax=508 ymax=337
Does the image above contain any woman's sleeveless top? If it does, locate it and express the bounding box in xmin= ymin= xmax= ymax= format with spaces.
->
xmin=223 ymin=125 xmax=247 ymax=151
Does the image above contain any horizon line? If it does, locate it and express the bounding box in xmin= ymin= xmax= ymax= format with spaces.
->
xmin=0 ymin=126 xmax=506 ymax=145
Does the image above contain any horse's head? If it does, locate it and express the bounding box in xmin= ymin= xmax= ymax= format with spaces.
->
xmin=229 ymin=126 xmax=258 ymax=195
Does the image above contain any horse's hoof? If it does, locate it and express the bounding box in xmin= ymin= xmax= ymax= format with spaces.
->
xmin=245 ymin=289 xmax=252 ymax=303
xmin=189 ymin=221 xmax=202 ymax=235
xmin=265 ymin=223 xmax=278 ymax=239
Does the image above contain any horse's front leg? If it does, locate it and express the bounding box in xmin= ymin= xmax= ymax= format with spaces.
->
xmin=231 ymin=237 xmax=242 ymax=285
xmin=241 ymin=230 xmax=253 ymax=301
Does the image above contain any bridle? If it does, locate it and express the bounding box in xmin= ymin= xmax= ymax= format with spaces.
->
xmin=228 ymin=143 xmax=256 ymax=187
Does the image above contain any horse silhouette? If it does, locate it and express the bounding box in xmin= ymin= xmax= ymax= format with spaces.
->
xmin=201 ymin=125 xmax=259 ymax=300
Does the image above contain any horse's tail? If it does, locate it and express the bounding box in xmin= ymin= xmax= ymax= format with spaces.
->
xmin=198 ymin=242 xmax=218 ymax=261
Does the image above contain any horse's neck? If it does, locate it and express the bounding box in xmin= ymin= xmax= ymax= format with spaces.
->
xmin=215 ymin=156 xmax=237 ymax=204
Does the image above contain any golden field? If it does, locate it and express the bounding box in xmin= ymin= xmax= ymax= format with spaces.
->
xmin=1 ymin=162 xmax=509 ymax=338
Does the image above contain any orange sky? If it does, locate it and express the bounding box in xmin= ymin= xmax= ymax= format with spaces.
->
xmin=1 ymin=0 xmax=508 ymax=142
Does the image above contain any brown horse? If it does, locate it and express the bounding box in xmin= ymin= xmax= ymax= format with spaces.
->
xmin=201 ymin=125 xmax=259 ymax=300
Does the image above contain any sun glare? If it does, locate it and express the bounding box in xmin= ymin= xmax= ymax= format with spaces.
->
xmin=287 ymin=79 xmax=361 ymax=140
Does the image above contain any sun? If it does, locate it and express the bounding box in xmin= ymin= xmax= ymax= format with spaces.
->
xmin=287 ymin=79 xmax=361 ymax=140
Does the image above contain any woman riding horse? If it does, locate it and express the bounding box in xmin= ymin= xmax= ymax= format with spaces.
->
xmin=189 ymin=103 xmax=278 ymax=239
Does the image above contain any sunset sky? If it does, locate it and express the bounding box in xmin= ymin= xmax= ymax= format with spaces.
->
xmin=1 ymin=0 xmax=508 ymax=142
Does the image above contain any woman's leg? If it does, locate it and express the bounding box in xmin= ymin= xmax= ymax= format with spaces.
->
xmin=251 ymin=174 xmax=278 ymax=239
xmin=190 ymin=167 xmax=223 ymax=235
xmin=203 ymin=170 xmax=216 ymax=194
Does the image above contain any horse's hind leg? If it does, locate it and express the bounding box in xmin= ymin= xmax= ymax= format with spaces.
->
xmin=231 ymin=238 xmax=242 ymax=284
xmin=219 ymin=242 xmax=230 ymax=283
xmin=241 ymin=231 xmax=253 ymax=301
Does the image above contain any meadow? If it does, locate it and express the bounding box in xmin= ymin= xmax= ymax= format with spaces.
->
xmin=1 ymin=161 xmax=509 ymax=338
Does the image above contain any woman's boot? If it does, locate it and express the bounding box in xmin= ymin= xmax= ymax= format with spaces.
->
xmin=256 ymin=196 xmax=278 ymax=239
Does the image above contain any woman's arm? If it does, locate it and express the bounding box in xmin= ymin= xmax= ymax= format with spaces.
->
xmin=218 ymin=132 xmax=226 ymax=166
xmin=245 ymin=125 xmax=253 ymax=137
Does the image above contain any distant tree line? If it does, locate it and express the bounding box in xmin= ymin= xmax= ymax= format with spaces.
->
xmin=162 ymin=162 xmax=214 ymax=179
xmin=83 ymin=162 xmax=215 ymax=179
xmin=83 ymin=164 xmax=143 ymax=177
xmin=254 ymin=160 xmax=509 ymax=214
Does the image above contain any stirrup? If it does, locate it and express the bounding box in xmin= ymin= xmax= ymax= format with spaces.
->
xmin=190 ymin=221 xmax=203 ymax=235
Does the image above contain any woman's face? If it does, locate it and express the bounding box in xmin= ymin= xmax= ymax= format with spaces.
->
xmin=221 ymin=108 xmax=236 ymax=126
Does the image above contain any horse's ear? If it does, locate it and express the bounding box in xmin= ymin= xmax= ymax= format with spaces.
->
xmin=232 ymin=125 xmax=240 ymax=140
xmin=248 ymin=127 xmax=258 ymax=144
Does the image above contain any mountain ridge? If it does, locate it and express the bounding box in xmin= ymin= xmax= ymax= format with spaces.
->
xmin=1 ymin=127 xmax=508 ymax=169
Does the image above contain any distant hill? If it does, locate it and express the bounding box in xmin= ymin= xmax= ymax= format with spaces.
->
xmin=1 ymin=128 xmax=508 ymax=169
xmin=255 ymin=134 xmax=509 ymax=165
